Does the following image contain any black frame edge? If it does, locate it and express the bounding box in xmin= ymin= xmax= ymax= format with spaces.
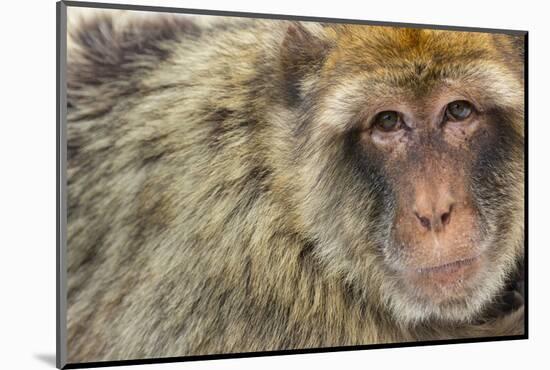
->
xmin=523 ymin=31 xmax=529 ymax=339
xmin=63 ymin=335 xmax=527 ymax=369
xmin=57 ymin=1 xmax=68 ymax=369
xmin=62 ymin=0 xmax=527 ymax=35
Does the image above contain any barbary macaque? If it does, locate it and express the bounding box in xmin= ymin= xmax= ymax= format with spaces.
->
xmin=66 ymin=11 xmax=525 ymax=363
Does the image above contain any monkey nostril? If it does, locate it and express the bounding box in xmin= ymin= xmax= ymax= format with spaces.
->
xmin=414 ymin=212 xmax=431 ymax=230
xmin=441 ymin=211 xmax=451 ymax=225
xmin=441 ymin=205 xmax=453 ymax=226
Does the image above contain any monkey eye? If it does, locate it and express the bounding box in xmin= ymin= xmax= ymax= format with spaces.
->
xmin=445 ymin=100 xmax=473 ymax=121
xmin=373 ymin=111 xmax=403 ymax=132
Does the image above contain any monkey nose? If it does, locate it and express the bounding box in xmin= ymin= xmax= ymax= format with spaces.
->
xmin=413 ymin=203 xmax=454 ymax=232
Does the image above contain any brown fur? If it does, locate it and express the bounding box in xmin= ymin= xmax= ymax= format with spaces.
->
xmin=66 ymin=11 xmax=524 ymax=363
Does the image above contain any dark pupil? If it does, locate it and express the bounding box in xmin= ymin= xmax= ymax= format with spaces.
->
xmin=448 ymin=101 xmax=471 ymax=120
xmin=378 ymin=111 xmax=398 ymax=130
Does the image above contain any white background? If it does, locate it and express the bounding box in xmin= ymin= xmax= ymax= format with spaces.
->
xmin=0 ymin=0 xmax=547 ymax=369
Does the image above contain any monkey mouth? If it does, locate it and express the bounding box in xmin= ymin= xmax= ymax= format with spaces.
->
xmin=414 ymin=255 xmax=481 ymax=275
xmin=402 ymin=254 xmax=483 ymax=299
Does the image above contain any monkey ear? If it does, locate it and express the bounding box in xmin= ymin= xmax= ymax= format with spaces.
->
xmin=280 ymin=23 xmax=331 ymax=105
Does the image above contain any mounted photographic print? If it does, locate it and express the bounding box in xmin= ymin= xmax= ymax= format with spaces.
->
xmin=56 ymin=1 xmax=527 ymax=368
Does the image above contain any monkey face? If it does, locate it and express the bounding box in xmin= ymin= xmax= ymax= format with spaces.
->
xmin=286 ymin=27 xmax=524 ymax=325
xmin=363 ymin=97 xmax=486 ymax=302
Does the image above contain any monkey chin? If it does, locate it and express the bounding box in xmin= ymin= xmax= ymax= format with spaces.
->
xmin=384 ymin=252 xmax=507 ymax=326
